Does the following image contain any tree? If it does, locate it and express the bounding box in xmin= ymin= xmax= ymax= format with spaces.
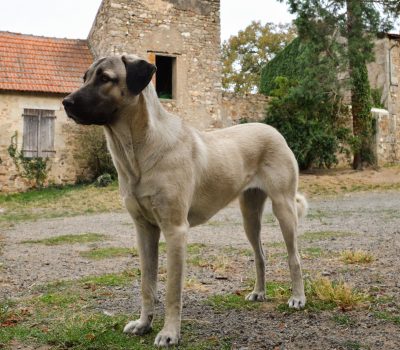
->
xmin=261 ymin=37 xmax=350 ymax=170
xmin=222 ymin=21 xmax=296 ymax=93
xmin=278 ymin=0 xmax=400 ymax=169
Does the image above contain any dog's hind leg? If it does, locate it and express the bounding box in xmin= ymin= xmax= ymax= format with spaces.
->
xmin=271 ymin=194 xmax=306 ymax=309
xmin=124 ymin=217 xmax=160 ymax=335
xmin=239 ymin=188 xmax=267 ymax=301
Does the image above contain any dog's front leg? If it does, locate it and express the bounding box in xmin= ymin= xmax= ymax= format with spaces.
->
xmin=124 ymin=217 xmax=160 ymax=335
xmin=154 ymin=223 xmax=188 ymax=347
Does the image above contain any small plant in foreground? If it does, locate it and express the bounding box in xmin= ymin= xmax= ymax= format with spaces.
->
xmin=340 ymin=250 xmax=375 ymax=264
xmin=306 ymin=276 xmax=369 ymax=311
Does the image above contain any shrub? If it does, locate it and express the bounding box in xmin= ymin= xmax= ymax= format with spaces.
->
xmin=75 ymin=126 xmax=116 ymax=181
xmin=264 ymin=76 xmax=350 ymax=170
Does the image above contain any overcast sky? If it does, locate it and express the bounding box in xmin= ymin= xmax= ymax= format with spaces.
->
xmin=0 ymin=0 xmax=294 ymax=42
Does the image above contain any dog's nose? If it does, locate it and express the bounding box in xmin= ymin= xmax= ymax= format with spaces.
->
xmin=62 ymin=96 xmax=74 ymax=108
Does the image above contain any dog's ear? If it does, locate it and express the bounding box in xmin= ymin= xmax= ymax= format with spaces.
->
xmin=121 ymin=56 xmax=157 ymax=95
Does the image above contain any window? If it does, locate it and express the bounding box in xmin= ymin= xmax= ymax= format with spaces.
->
xmin=155 ymin=55 xmax=176 ymax=99
xmin=22 ymin=109 xmax=55 ymax=158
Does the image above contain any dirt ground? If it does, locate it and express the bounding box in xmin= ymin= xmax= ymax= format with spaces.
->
xmin=1 ymin=167 xmax=400 ymax=349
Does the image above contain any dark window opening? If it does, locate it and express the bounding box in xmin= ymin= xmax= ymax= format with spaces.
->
xmin=155 ymin=55 xmax=175 ymax=99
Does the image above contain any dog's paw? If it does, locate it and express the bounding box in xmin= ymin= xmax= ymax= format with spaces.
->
xmin=287 ymin=295 xmax=306 ymax=309
xmin=123 ymin=319 xmax=152 ymax=335
xmin=245 ymin=291 xmax=266 ymax=302
xmin=154 ymin=329 xmax=180 ymax=347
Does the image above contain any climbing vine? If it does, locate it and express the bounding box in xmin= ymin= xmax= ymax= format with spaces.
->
xmin=8 ymin=131 xmax=50 ymax=188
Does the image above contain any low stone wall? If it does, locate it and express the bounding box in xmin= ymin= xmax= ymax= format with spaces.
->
xmin=219 ymin=92 xmax=268 ymax=127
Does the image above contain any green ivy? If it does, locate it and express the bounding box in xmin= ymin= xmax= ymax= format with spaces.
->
xmin=8 ymin=132 xmax=50 ymax=188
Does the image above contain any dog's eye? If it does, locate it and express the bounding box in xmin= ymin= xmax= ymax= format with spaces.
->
xmin=101 ymin=74 xmax=111 ymax=83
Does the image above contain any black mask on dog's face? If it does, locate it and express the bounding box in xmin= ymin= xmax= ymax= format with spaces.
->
xmin=62 ymin=56 xmax=156 ymax=125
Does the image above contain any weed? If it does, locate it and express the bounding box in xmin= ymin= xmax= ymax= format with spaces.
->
xmin=306 ymin=276 xmax=369 ymax=311
xmin=21 ymin=233 xmax=107 ymax=246
xmin=340 ymin=250 xmax=374 ymax=264
xmin=80 ymin=246 xmax=138 ymax=260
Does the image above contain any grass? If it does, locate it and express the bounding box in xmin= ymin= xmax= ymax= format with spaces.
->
xmin=0 ymin=183 xmax=122 ymax=227
xmin=301 ymin=230 xmax=356 ymax=242
xmin=206 ymin=293 xmax=261 ymax=311
xmin=207 ymin=275 xmax=369 ymax=314
xmin=0 ymin=297 xmax=231 ymax=350
xmin=21 ymin=233 xmax=107 ymax=246
xmin=79 ymin=269 xmax=140 ymax=287
xmin=340 ymin=250 xmax=375 ymax=264
xmin=80 ymin=246 xmax=138 ymax=260
xmin=332 ymin=314 xmax=356 ymax=327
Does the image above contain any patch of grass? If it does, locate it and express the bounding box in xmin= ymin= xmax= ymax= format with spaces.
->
xmin=0 ymin=183 xmax=122 ymax=227
xmin=266 ymin=281 xmax=291 ymax=300
xmin=340 ymin=250 xmax=375 ymax=264
xmin=187 ymin=243 xmax=207 ymax=255
xmin=301 ymin=231 xmax=356 ymax=242
xmin=332 ymin=314 xmax=356 ymax=327
xmin=0 ymin=300 xmax=231 ymax=350
xmin=206 ymin=293 xmax=261 ymax=311
xmin=79 ymin=269 xmax=140 ymax=287
xmin=222 ymin=245 xmax=253 ymax=257
xmin=267 ymin=241 xmax=285 ymax=248
xmin=21 ymin=233 xmax=107 ymax=246
xmin=306 ymin=276 xmax=369 ymax=311
xmin=373 ymin=311 xmax=400 ymax=325
xmin=80 ymin=246 xmax=138 ymax=260
xmin=36 ymin=292 xmax=80 ymax=308
xmin=301 ymin=247 xmax=325 ymax=259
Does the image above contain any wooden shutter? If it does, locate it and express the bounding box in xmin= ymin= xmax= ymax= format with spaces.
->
xmin=22 ymin=109 xmax=39 ymax=157
xmin=38 ymin=110 xmax=55 ymax=157
xmin=22 ymin=109 xmax=55 ymax=158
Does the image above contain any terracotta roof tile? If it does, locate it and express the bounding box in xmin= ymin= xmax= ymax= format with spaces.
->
xmin=0 ymin=31 xmax=93 ymax=94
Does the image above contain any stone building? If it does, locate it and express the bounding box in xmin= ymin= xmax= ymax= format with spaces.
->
xmin=88 ymin=0 xmax=223 ymax=129
xmin=368 ymin=33 xmax=400 ymax=165
xmin=0 ymin=32 xmax=93 ymax=192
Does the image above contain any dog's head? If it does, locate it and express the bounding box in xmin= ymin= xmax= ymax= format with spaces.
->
xmin=62 ymin=55 xmax=156 ymax=125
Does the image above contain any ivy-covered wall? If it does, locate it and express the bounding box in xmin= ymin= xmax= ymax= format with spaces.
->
xmin=260 ymin=38 xmax=304 ymax=95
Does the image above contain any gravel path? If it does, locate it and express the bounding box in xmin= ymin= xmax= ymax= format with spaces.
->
xmin=1 ymin=190 xmax=400 ymax=349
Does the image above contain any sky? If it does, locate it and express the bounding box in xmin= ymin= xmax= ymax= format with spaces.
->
xmin=0 ymin=0 xmax=294 ymax=42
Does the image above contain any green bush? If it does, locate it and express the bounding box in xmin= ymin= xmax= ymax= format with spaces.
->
xmin=75 ymin=126 xmax=117 ymax=181
xmin=264 ymin=77 xmax=350 ymax=170
xmin=95 ymin=173 xmax=113 ymax=187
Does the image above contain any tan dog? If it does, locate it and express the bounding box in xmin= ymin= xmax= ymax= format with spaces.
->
xmin=63 ymin=55 xmax=307 ymax=347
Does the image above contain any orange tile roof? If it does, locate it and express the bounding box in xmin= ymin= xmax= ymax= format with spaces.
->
xmin=0 ymin=31 xmax=93 ymax=94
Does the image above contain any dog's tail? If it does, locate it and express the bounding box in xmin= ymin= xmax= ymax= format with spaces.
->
xmin=295 ymin=193 xmax=308 ymax=220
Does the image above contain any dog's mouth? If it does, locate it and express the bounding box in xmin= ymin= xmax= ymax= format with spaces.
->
xmin=65 ymin=106 xmax=118 ymax=126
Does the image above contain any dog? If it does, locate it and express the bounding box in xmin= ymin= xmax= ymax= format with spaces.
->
xmin=63 ymin=55 xmax=308 ymax=347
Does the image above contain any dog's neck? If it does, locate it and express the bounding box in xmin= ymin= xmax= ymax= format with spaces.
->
xmin=104 ymin=84 xmax=182 ymax=194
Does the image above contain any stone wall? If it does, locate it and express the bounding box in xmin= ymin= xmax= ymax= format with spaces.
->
xmin=88 ymin=0 xmax=222 ymax=130
xmin=0 ymin=92 xmax=86 ymax=192
xmin=220 ymin=92 xmax=268 ymax=127
xmin=368 ymin=35 xmax=400 ymax=164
